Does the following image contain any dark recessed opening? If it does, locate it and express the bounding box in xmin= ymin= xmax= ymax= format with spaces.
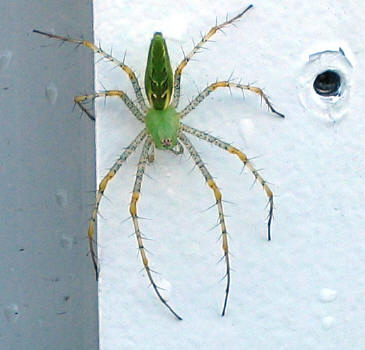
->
xmin=313 ymin=70 xmax=341 ymax=96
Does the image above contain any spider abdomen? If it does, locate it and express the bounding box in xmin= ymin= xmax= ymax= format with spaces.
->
xmin=145 ymin=32 xmax=173 ymax=110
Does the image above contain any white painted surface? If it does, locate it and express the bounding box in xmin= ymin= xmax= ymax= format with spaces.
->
xmin=94 ymin=1 xmax=365 ymax=349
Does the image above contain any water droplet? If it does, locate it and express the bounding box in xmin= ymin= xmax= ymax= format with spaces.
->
xmin=4 ymin=304 xmax=19 ymax=322
xmin=0 ymin=50 xmax=12 ymax=73
xmin=56 ymin=189 xmax=68 ymax=207
xmin=321 ymin=316 xmax=334 ymax=330
xmin=319 ymin=288 xmax=337 ymax=303
xmin=45 ymin=82 xmax=58 ymax=105
xmin=60 ymin=235 xmax=73 ymax=250
xmin=239 ymin=118 xmax=255 ymax=146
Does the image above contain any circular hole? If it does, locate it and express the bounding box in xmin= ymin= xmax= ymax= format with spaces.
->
xmin=299 ymin=49 xmax=352 ymax=121
xmin=313 ymin=70 xmax=341 ymax=97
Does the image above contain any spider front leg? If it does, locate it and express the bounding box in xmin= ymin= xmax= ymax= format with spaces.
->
xmin=129 ymin=137 xmax=182 ymax=320
xmin=171 ymin=4 xmax=253 ymax=108
xmin=178 ymin=133 xmax=231 ymax=316
xmin=88 ymin=129 xmax=147 ymax=279
xmin=74 ymin=90 xmax=145 ymax=122
xmin=181 ymin=123 xmax=274 ymax=240
xmin=180 ymin=81 xmax=285 ymax=119
xmin=33 ymin=30 xmax=148 ymax=112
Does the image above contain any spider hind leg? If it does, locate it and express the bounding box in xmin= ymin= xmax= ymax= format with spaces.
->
xmin=179 ymin=132 xmax=231 ymax=316
xmin=130 ymin=137 xmax=183 ymax=320
xmin=181 ymin=123 xmax=274 ymax=241
xmin=87 ymin=130 xmax=147 ymax=279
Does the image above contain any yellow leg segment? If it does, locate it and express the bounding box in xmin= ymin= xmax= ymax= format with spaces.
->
xmin=181 ymin=123 xmax=274 ymax=241
xmin=88 ymin=129 xmax=147 ymax=279
xmin=129 ymin=137 xmax=182 ymax=320
xmin=172 ymin=5 xmax=254 ymax=107
xmin=74 ymin=90 xmax=144 ymax=122
xmin=33 ymin=29 xmax=148 ymax=112
xmin=179 ymin=133 xmax=231 ymax=316
xmin=180 ymin=81 xmax=285 ymax=119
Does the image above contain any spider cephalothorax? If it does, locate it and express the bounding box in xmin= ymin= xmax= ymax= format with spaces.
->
xmin=145 ymin=106 xmax=180 ymax=150
xmin=34 ymin=4 xmax=284 ymax=320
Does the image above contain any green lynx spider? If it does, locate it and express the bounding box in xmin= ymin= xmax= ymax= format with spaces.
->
xmin=34 ymin=4 xmax=284 ymax=320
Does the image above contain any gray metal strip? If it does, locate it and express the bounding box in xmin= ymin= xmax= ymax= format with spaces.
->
xmin=0 ymin=1 xmax=98 ymax=349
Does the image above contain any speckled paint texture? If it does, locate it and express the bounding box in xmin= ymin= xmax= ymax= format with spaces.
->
xmin=94 ymin=1 xmax=365 ymax=349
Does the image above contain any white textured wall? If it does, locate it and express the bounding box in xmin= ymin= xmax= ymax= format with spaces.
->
xmin=94 ymin=1 xmax=365 ymax=349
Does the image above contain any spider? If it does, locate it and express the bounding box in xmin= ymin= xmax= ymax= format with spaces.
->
xmin=34 ymin=4 xmax=284 ymax=320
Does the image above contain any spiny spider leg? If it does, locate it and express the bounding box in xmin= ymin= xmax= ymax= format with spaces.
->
xmin=178 ymin=133 xmax=231 ymax=316
xmin=181 ymin=123 xmax=274 ymax=240
xmin=180 ymin=81 xmax=285 ymax=119
xmin=171 ymin=4 xmax=253 ymax=108
xmin=147 ymin=143 xmax=155 ymax=163
xmin=35 ymin=4 xmax=283 ymax=318
xmin=129 ymin=137 xmax=182 ymax=320
xmin=33 ymin=29 xmax=148 ymax=113
xmin=169 ymin=141 xmax=184 ymax=155
xmin=74 ymin=90 xmax=145 ymax=122
xmin=88 ymin=129 xmax=147 ymax=279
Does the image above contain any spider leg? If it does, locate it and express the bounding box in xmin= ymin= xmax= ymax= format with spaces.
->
xmin=181 ymin=123 xmax=274 ymax=240
xmin=178 ymin=132 xmax=231 ymax=316
xmin=130 ymin=137 xmax=182 ymax=320
xmin=171 ymin=4 xmax=253 ymax=108
xmin=33 ymin=29 xmax=148 ymax=112
xmin=88 ymin=129 xmax=147 ymax=279
xmin=169 ymin=141 xmax=184 ymax=155
xmin=74 ymin=90 xmax=145 ymax=122
xmin=180 ymin=81 xmax=285 ymax=119
xmin=147 ymin=143 xmax=155 ymax=163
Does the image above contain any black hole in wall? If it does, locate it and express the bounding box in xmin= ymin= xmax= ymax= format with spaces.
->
xmin=313 ymin=70 xmax=341 ymax=96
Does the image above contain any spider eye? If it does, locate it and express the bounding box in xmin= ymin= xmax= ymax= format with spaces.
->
xmin=161 ymin=138 xmax=172 ymax=148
